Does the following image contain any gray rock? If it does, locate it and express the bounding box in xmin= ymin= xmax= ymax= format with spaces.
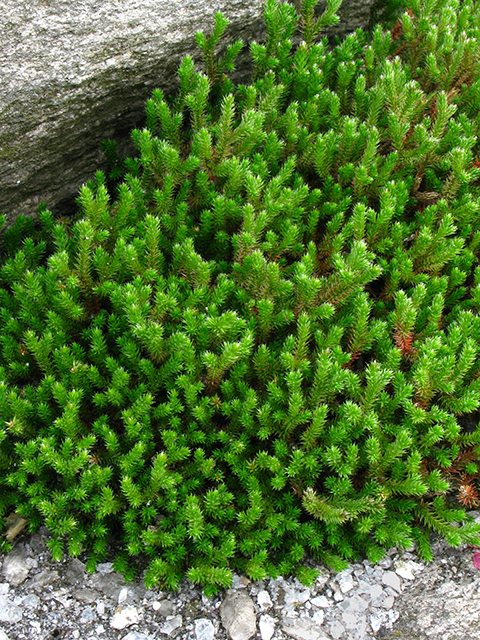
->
xmin=220 ymin=589 xmax=256 ymax=640
xmin=282 ymin=616 xmax=330 ymax=640
xmin=73 ymin=588 xmax=99 ymax=604
xmin=79 ymin=604 xmax=97 ymax=623
xmin=369 ymin=583 xmax=385 ymax=605
xmin=341 ymin=610 xmax=367 ymax=632
xmin=118 ymin=585 xmax=141 ymax=604
xmin=328 ymin=619 xmax=346 ymax=640
xmin=26 ymin=532 xmax=47 ymax=555
xmin=377 ymin=546 xmax=480 ymax=640
xmin=337 ymin=594 xmax=369 ymax=614
xmin=0 ymin=594 xmax=23 ymax=624
xmin=231 ymin=573 xmax=252 ymax=590
xmin=153 ymin=598 xmax=176 ymax=616
xmin=1 ymin=547 xmax=31 ymax=587
xmin=378 ymin=556 xmax=393 ymax=570
xmin=65 ymin=558 xmax=87 ymax=585
xmin=159 ymin=614 xmax=183 ymax=636
xmin=96 ymin=562 xmax=115 ymax=574
xmin=381 ymin=594 xmax=395 ymax=610
xmin=382 ymin=571 xmax=402 ymax=594
xmin=337 ymin=574 xmax=355 ymax=594
xmin=1 ymin=0 xmax=378 ymax=227
xmin=194 ymin=617 xmax=215 ymax=640
xmin=15 ymin=593 xmax=40 ymax=609
xmin=51 ymin=589 xmax=74 ymax=609
xmin=310 ymin=595 xmax=332 ymax=608
xmin=330 ymin=582 xmax=344 ymax=602
xmin=370 ymin=609 xmax=390 ymax=633
xmin=28 ymin=569 xmax=60 ymax=589
xmin=284 ymin=586 xmax=312 ymax=607
xmin=90 ymin=571 xmax=125 ymax=600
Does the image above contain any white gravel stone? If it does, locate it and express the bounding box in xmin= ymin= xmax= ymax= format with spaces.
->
xmin=257 ymin=590 xmax=273 ymax=609
xmin=388 ymin=609 xmax=400 ymax=625
xmin=79 ymin=605 xmax=96 ymax=623
xmin=395 ymin=560 xmax=416 ymax=580
xmin=337 ymin=594 xmax=369 ymax=614
xmin=329 ymin=619 xmax=346 ymax=639
xmin=195 ymin=618 xmax=215 ymax=640
xmin=379 ymin=556 xmax=393 ymax=569
xmin=284 ymin=588 xmax=311 ymax=606
xmin=310 ymin=595 xmax=332 ymax=608
xmin=338 ymin=575 xmax=355 ymax=594
xmin=331 ymin=585 xmax=344 ymax=602
xmin=369 ymin=584 xmax=384 ymax=602
xmin=0 ymin=630 xmax=10 ymax=640
xmin=315 ymin=569 xmax=331 ymax=589
xmin=282 ymin=616 xmax=330 ymax=640
xmin=370 ymin=610 xmax=386 ymax=633
xmin=381 ymin=595 xmax=395 ymax=610
xmin=110 ymin=604 xmax=140 ymax=629
xmin=259 ymin=614 xmax=276 ymax=640
xmin=312 ymin=610 xmax=324 ymax=625
xmin=154 ymin=599 xmax=176 ymax=616
xmin=382 ymin=571 xmax=402 ymax=593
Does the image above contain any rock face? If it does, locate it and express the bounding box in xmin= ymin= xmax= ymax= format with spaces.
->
xmin=0 ymin=0 xmax=378 ymax=227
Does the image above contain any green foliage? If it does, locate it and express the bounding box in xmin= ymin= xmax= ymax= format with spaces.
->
xmin=2 ymin=0 xmax=480 ymax=594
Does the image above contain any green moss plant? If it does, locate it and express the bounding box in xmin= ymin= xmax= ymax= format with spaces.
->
xmin=2 ymin=0 xmax=480 ymax=594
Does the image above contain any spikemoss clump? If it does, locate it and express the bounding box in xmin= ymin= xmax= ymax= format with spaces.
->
xmin=2 ymin=0 xmax=480 ymax=594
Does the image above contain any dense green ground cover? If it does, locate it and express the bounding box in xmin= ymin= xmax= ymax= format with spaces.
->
xmin=1 ymin=0 xmax=480 ymax=594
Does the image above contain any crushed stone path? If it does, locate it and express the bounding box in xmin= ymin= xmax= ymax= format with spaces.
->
xmin=1 ymin=515 xmax=480 ymax=640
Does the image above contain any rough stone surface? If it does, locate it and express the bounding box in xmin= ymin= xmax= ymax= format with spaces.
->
xmin=110 ymin=603 xmax=140 ymax=629
xmin=1 ymin=546 xmax=32 ymax=587
xmin=259 ymin=613 xmax=276 ymax=640
xmin=1 ymin=0 xmax=378 ymax=226
xmin=2 ymin=520 xmax=480 ymax=640
xmin=220 ymin=589 xmax=257 ymax=640
xmin=378 ymin=541 xmax=480 ymax=640
xmin=195 ymin=617 xmax=216 ymax=640
xmin=282 ymin=616 xmax=330 ymax=640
